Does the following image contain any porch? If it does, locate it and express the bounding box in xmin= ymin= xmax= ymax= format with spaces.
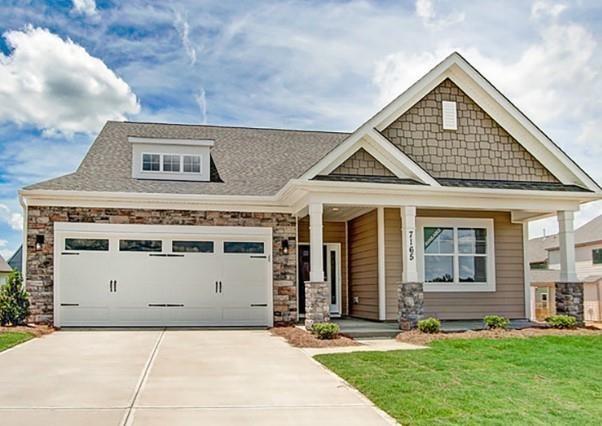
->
xmin=296 ymin=201 xmax=584 ymax=329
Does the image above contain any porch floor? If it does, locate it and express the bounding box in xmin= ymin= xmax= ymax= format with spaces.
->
xmin=333 ymin=317 xmax=542 ymax=338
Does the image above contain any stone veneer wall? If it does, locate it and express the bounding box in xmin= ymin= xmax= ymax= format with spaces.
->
xmin=26 ymin=206 xmax=297 ymax=325
xmin=331 ymin=148 xmax=394 ymax=177
xmin=555 ymin=282 xmax=584 ymax=323
xmin=382 ymin=79 xmax=559 ymax=182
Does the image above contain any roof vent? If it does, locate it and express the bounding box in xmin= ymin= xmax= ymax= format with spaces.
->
xmin=442 ymin=101 xmax=457 ymax=130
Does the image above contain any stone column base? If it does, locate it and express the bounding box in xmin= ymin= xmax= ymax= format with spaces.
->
xmin=304 ymin=281 xmax=330 ymax=329
xmin=555 ymin=281 xmax=584 ymax=323
xmin=398 ymin=281 xmax=424 ymax=330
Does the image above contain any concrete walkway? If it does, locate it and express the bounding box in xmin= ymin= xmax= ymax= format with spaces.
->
xmin=0 ymin=330 xmax=395 ymax=425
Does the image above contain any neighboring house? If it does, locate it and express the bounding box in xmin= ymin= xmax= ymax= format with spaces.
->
xmin=529 ymin=216 xmax=602 ymax=322
xmin=19 ymin=52 xmax=602 ymax=328
xmin=0 ymin=254 xmax=12 ymax=285
xmin=7 ymin=245 xmax=22 ymax=274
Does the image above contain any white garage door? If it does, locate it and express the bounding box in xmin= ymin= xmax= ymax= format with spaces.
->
xmin=54 ymin=223 xmax=272 ymax=327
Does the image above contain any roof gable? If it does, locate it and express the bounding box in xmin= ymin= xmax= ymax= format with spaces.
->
xmin=329 ymin=148 xmax=394 ymax=177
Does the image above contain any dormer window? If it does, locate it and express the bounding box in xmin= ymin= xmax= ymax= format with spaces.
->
xmin=130 ymin=137 xmax=214 ymax=182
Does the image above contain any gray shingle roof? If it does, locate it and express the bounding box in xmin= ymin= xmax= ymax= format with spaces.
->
xmin=25 ymin=121 xmax=350 ymax=196
xmin=313 ymin=175 xmax=425 ymax=185
xmin=438 ymin=178 xmax=590 ymax=192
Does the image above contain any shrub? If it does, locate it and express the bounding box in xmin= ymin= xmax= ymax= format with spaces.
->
xmin=483 ymin=315 xmax=510 ymax=330
xmin=0 ymin=272 xmax=30 ymax=326
xmin=311 ymin=322 xmax=340 ymax=339
xmin=418 ymin=317 xmax=440 ymax=333
xmin=546 ymin=315 xmax=578 ymax=329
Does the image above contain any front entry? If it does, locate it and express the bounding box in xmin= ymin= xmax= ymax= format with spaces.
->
xmin=298 ymin=243 xmax=342 ymax=316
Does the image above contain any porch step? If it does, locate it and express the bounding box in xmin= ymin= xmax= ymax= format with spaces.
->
xmin=333 ymin=318 xmax=400 ymax=339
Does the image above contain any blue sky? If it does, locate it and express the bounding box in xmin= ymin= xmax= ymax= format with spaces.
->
xmin=1 ymin=0 xmax=602 ymax=259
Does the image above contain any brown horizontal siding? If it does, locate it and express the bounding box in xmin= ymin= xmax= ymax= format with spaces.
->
xmin=298 ymin=219 xmax=348 ymax=315
xmin=348 ymin=210 xmax=379 ymax=320
xmin=419 ymin=209 xmax=526 ymax=319
xmin=384 ymin=208 xmax=402 ymax=320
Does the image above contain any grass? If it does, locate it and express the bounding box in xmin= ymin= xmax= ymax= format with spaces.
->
xmin=316 ymin=336 xmax=602 ymax=425
xmin=0 ymin=331 xmax=34 ymax=352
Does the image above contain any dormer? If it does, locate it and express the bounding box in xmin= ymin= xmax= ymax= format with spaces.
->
xmin=129 ymin=137 xmax=214 ymax=182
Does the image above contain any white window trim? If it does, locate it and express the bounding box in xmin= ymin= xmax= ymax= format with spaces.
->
xmin=140 ymin=153 xmax=203 ymax=175
xmin=416 ymin=217 xmax=496 ymax=292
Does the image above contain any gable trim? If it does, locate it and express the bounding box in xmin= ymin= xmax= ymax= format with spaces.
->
xmin=302 ymin=128 xmax=440 ymax=186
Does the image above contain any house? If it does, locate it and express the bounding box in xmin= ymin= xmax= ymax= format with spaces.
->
xmin=19 ymin=52 xmax=602 ymax=329
xmin=7 ymin=245 xmax=22 ymax=274
xmin=0 ymin=254 xmax=12 ymax=285
xmin=529 ymin=216 xmax=602 ymax=322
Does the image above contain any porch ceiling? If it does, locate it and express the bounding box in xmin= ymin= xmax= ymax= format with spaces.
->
xmin=322 ymin=205 xmax=373 ymax=222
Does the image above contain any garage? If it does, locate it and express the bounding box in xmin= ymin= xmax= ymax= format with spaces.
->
xmin=54 ymin=223 xmax=273 ymax=327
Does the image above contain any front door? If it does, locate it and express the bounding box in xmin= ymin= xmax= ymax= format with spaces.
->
xmin=298 ymin=243 xmax=342 ymax=316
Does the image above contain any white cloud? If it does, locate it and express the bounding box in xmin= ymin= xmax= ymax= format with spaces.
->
xmin=195 ymin=88 xmax=207 ymax=124
xmin=72 ymin=0 xmax=97 ymax=17
xmin=0 ymin=26 xmax=140 ymax=135
xmin=0 ymin=249 xmax=14 ymax=261
xmin=415 ymin=0 xmax=465 ymax=29
xmin=531 ymin=1 xmax=567 ymax=19
xmin=173 ymin=11 xmax=197 ymax=65
xmin=0 ymin=239 xmax=7 ymax=247
xmin=0 ymin=204 xmax=23 ymax=231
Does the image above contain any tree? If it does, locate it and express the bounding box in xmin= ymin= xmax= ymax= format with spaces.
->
xmin=0 ymin=271 xmax=30 ymax=326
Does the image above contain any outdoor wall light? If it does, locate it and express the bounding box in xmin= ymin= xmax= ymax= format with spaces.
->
xmin=35 ymin=235 xmax=45 ymax=251
xmin=281 ymin=239 xmax=289 ymax=255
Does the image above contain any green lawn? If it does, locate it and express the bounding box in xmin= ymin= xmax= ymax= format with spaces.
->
xmin=0 ymin=331 xmax=34 ymax=352
xmin=316 ymin=336 xmax=602 ymax=425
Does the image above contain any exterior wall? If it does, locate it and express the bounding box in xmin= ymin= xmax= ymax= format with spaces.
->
xmin=418 ymin=209 xmax=526 ymax=319
xmin=548 ymin=243 xmax=602 ymax=280
xmin=384 ymin=208 xmax=402 ymax=320
xmin=26 ymin=206 xmax=297 ymax=325
xmin=330 ymin=148 xmax=394 ymax=177
xmin=0 ymin=272 xmax=9 ymax=285
xmin=382 ymin=79 xmax=558 ymax=182
xmin=347 ymin=210 xmax=379 ymax=320
xmin=298 ymin=219 xmax=348 ymax=315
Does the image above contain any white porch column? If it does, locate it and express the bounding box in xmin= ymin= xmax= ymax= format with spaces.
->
xmin=557 ymin=210 xmax=577 ymax=282
xmin=377 ymin=207 xmax=386 ymax=320
xmin=401 ymin=206 xmax=418 ymax=282
xmin=309 ymin=202 xmax=324 ymax=282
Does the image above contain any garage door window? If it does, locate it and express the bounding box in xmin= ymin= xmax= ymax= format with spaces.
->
xmin=120 ymin=239 xmax=162 ymax=252
xmin=224 ymin=242 xmax=264 ymax=254
xmin=172 ymin=241 xmax=214 ymax=253
xmin=65 ymin=238 xmax=109 ymax=251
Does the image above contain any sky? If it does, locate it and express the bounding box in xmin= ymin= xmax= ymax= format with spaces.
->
xmin=1 ymin=0 xmax=602 ymax=260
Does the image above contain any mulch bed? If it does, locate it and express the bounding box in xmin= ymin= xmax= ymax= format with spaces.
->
xmin=397 ymin=327 xmax=602 ymax=345
xmin=0 ymin=324 xmax=55 ymax=337
xmin=270 ymin=326 xmax=360 ymax=348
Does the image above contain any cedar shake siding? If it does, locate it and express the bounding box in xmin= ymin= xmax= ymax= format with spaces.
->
xmin=26 ymin=206 xmax=297 ymax=325
xmin=382 ymin=79 xmax=559 ymax=183
xmin=418 ymin=209 xmax=526 ymax=320
xmin=348 ymin=210 xmax=379 ymax=320
xmin=330 ymin=148 xmax=394 ymax=177
xmin=297 ymin=219 xmax=348 ymax=315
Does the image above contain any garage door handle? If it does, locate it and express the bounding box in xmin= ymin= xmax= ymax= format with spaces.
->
xmin=215 ymin=281 xmax=218 ymax=293
xmin=109 ymin=280 xmax=113 ymax=292
xmin=250 ymin=304 xmax=267 ymax=307
xmin=114 ymin=280 xmax=117 ymax=292
xmin=219 ymin=281 xmax=222 ymax=293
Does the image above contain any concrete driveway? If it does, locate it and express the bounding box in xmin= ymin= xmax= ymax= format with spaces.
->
xmin=0 ymin=330 xmax=393 ymax=425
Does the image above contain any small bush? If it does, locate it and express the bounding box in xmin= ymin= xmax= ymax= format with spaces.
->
xmin=546 ymin=315 xmax=578 ymax=329
xmin=483 ymin=315 xmax=510 ymax=330
xmin=418 ymin=317 xmax=441 ymax=334
xmin=311 ymin=322 xmax=340 ymax=339
xmin=0 ymin=272 xmax=30 ymax=326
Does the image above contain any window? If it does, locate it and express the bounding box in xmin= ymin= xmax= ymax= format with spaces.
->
xmin=163 ymin=155 xmax=181 ymax=172
xmin=183 ymin=155 xmax=201 ymax=173
xmin=593 ymin=249 xmax=602 ymax=265
xmin=65 ymin=238 xmax=109 ymax=251
xmin=418 ymin=218 xmax=495 ymax=292
xmin=142 ymin=154 xmax=160 ymax=171
xmin=119 ymin=239 xmax=162 ymax=252
xmin=442 ymin=101 xmax=457 ymax=130
xmin=172 ymin=241 xmax=214 ymax=253
xmin=224 ymin=241 xmax=264 ymax=254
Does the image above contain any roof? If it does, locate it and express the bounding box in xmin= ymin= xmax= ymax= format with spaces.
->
xmin=438 ymin=179 xmax=590 ymax=192
xmin=7 ymin=245 xmax=22 ymax=273
xmin=542 ymin=215 xmax=602 ymax=252
xmin=528 ymin=234 xmax=559 ymax=264
xmin=313 ymin=175 xmax=425 ymax=185
xmin=0 ymin=254 xmax=12 ymax=273
xmin=25 ymin=122 xmax=350 ymax=196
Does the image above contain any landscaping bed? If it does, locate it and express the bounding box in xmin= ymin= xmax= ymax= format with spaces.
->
xmin=397 ymin=326 xmax=602 ymax=345
xmin=0 ymin=325 xmax=53 ymax=353
xmin=317 ymin=335 xmax=602 ymax=425
xmin=270 ymin=325 xmax=359 ymax=348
